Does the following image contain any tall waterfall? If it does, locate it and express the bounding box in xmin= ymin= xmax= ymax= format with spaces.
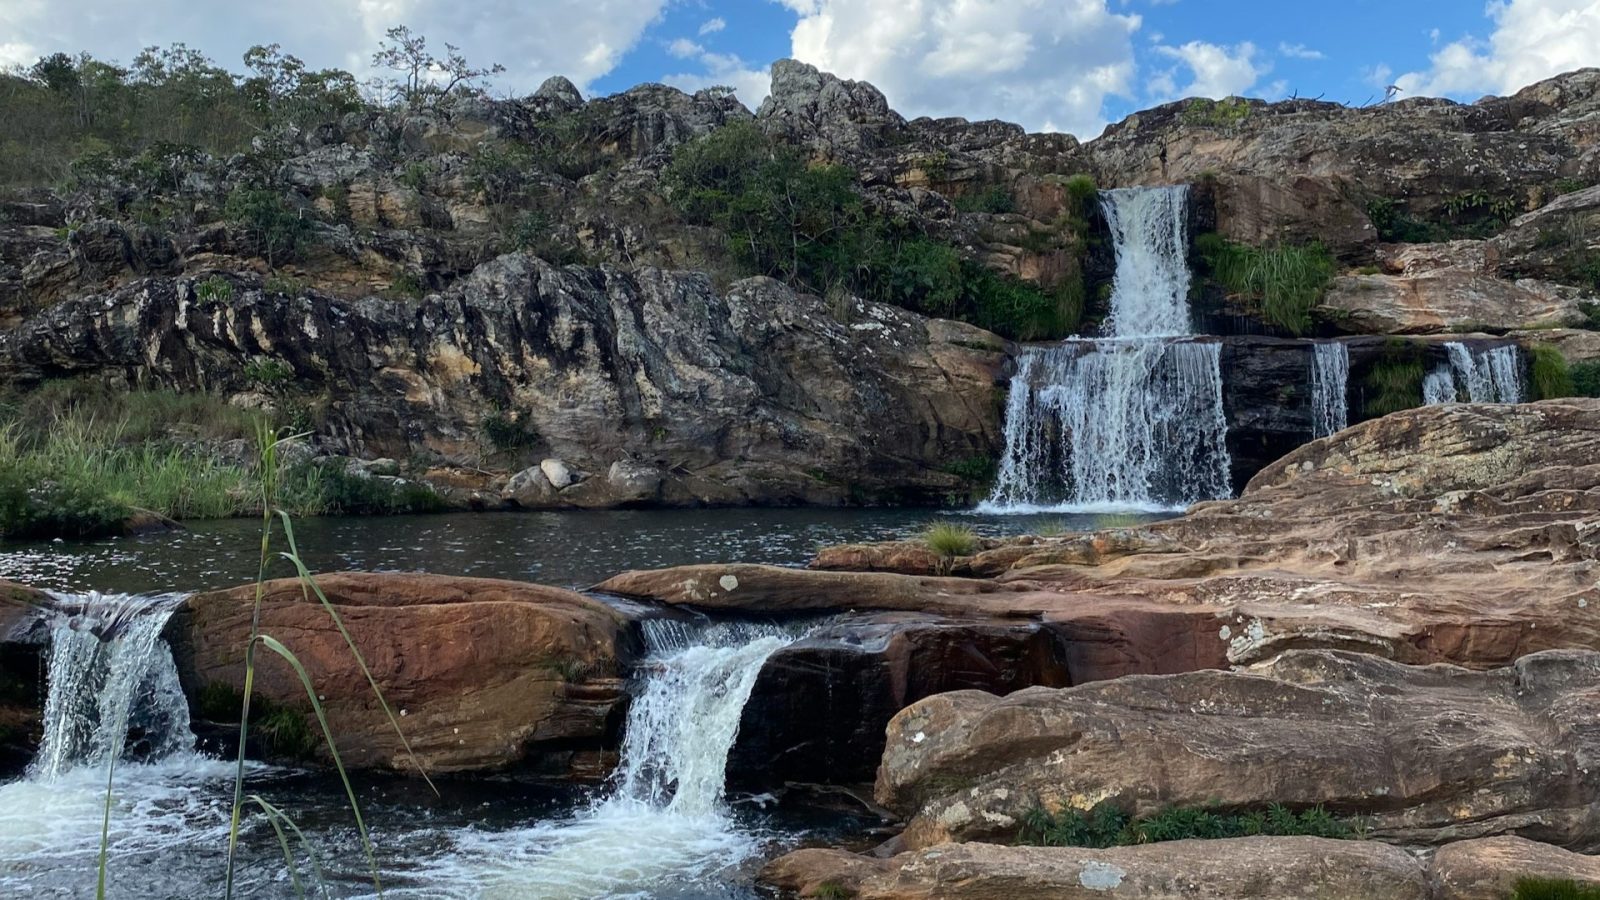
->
xmin=1427 ymin=343 xmax=1524 ymax=404
xmin=29 ymin=593 xmax=193 ymax=780
xmin=985 ymin=185 xmax=1232 ymax=512
xmin=1310 ymin=342 xmax=1350 ymax=438
xmin=457 ymin=620 xmax=794 ymax=898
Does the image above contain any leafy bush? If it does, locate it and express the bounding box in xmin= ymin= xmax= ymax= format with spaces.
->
xmin=196 ymin=275 xmax=233 ymax=301
xmin=1196 ymin=234 xmax=1334 ymax=335
xmin=482 ymin=410 xmax=540 ymax=452
xmin=1529 ymin=345 xmax=1574 ymax=399
xmin=309 ymin=466 xmax=445 ymax=516
xmin=1515 ymin=879 xmax=1600 ymax=900
xmin=923 ymin=521 xmax=978 ymax=557
xmin=943 ymin=456 xmax=996 ymax=486
xmin=1571 ymin=361 xmax=1600 ymax=398
xmin=225 ymin=186 xmax=312 ymax=265
xmin=1018 ymin=803 xmax=1351 ymax=848
xmin=1182 ymin=97 xmax=1252 ymax=128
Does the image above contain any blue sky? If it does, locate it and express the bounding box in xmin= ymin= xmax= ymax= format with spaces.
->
xmin=3 ymin=0 xmax=1598 ymax=139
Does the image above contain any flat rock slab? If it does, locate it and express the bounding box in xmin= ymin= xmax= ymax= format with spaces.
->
xmin=878 ymin=649 xmax=1600 ymax=851
xmin=763 ymin=837 xmax=1431 ymax=899
xmin=168 ymin=572 xmax=630 ymax=774
xmin=1432 ymin=836 xmax=1600 ymax=900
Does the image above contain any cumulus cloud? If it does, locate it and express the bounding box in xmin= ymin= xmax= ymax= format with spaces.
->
xmin=1397 ymin=0 xmax=1600 ymax=98
xmin=0 ymin=0 xmax=667 ymax=94
xmin=698 ymin=17 xmax=727 ymax=36
xmin=662 ymin=49 xmax=772 ymax=109
xmin=1149 ymin=40 xmax=1268 ymax=100
xmin=1278 ymin=42 xmax=1324 ymax=60
xmin=781 ymin=0 xmax=1142 ymax=138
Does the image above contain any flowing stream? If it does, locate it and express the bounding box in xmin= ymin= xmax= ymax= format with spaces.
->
xmin=985 ymin=185 xmax=1232 ymax=512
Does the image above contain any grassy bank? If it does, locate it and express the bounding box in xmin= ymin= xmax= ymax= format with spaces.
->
xmin=0 ymin=385 xmax=441 ymax=540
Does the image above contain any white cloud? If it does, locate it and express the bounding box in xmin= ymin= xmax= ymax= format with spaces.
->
xmin=1397 ymin=0 xmax=1600 ymax=98
xmin=1278 ymin=42 xmax=1324 ymax=60
xmin=781 ymin=0 xmax=1142 ymax=138
xmin=0 ymin=41 xmax=39 ymax=69
xmin=667 ymin=38 xmax=702 ymax=59
xmin=0 ymin=0 xmax=667 ymax=94
xmin=698 ymin=17 xmax=726 ymax=36
xmin=1150 ymin=40 xmax=1268 ymax=100
xmin=663 ymin=49 xmax=772 ymax=109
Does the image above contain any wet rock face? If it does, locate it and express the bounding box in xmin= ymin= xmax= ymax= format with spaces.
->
xmin=729 ymin=615 xmax=1070 ymax=786
xmin=0 ymin=581 xmax=52 ymax=774
xmin=165 ymin=573 xmax=631 ymax=775
xmin=878 ymin=649 xmax=1600 ymax=851
xmin=0 ymin=257 xmax=1007 ymax=507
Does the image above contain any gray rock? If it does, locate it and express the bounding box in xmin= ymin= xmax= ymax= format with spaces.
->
xmin=540 ymin=458 xmax=576 ymax=490
xmin=605 ymin=460 xmax=663 ymax=504
xmin=503 ymin=466 xmax=557 ymax=507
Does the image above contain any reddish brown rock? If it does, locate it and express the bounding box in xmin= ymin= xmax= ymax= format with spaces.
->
xmin=877 ymin=649 xmax=1600 ymax=851
xmin=1431 ymin=836 xmax=1600 ymax=900
xmin=167 ymin=572 xmax=630 ymax=774
xmin=763 ymin=837 xmax=1431 ymax=900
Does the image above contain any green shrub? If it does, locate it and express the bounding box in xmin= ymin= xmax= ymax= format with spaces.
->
xmin=1019 ymin=803 xmax=1351 ymax=848
xmin=923 ymin=521 xmax=978 ymax=557
xmin=243 ymin=358 xmax=294 ymax=386
xmin=1196 ymin=234 xmax=1334 ymax=335
xmin=814 ymin=883 xmax=854 ymax=900
xmin=196 ymin=275 xmax=234 ymax=301
xmin=1571 ymin=361 xmax=1600 ymax=398
xmin=389 ymin=271 xmax=426 ymax=299
xmin=263 ymin=272 xmax=306 ymax=295
xmin=309 ymin=466 xmax=445 ymax=516
xmin=1530 ymin=345 xmax=1574 ymax=399
xmin=482 ymin=410 xmax=539 ymax=451
xmin=225 ymin=186 xmax=312 ymax=265
xmin=255 ymin=704 xmax=318 ymax=760
xmin=954 ymin=186 xmax=1015 ymax=214
xmin=943 ymin=456 xmax=996 ymax=486
xmin=1366 ymin=198 xmax=1446 ymax=244
xmin=1514 ymin=878 xmax=1600 ymax=900
xmin=1364 ymin=341 xmax=1426 ymax=417
xmin=1182 ymin=97 xmax=1252 ymax=128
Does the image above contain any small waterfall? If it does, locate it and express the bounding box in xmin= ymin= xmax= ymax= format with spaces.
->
xmin=1310 ymin=342 xmax=1350 ymax=438
xmin=29 ymin=593 xmax=193 ymax=780
xmin=1444 ymin=342 xmax=1524 ymax=403
xmin=454 ymin=619 xmax=795 ymax=898
xmin=1100 ymin=186 xmax=1194 ymax=338
xmin=1423 ymin=367 xmax=1460 ymax=405
xmin=985 ymin=184 xmax=1231 ymax=512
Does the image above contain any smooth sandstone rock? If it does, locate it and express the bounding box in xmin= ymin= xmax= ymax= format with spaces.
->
xmin=762 ymin=838 xmax=1432 ymax=900
xmin=1431 ymin=836 xmax=1600 ymax=900
xmin=166 ymin=572 xmax=629 ymax=774
xmin=877 ymin=649 xmax=1600 ymax=851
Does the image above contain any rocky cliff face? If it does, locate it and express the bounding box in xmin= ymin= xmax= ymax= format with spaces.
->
xmin=3 ymin=59 xmax=1599 ymax=507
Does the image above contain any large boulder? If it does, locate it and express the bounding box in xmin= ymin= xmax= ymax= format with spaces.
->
xmin=165 ymin=572 xmax=630 ymax=774
xmin=1431 ymin=836 xmax=1600 ymax=900
xmin=762 ymin=837 xmax=1432 ymax=900
xmin=1493 ymin=184 xmax=1600 ymax=285
xmin=877 ymin=649 xmax=1600 ymax=851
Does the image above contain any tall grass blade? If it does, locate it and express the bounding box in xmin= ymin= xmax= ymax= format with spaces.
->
xmin=250 ymin=796 xmax=305 ymax=899
xmin=254 ymin=633 xmax=383 ymax=894
xmin=95 ymin=751 xmax=116 ymax=899
xmin=277 ymin=511 xmax=438 ymax=794
xmin=250 ymin=795 xmax=332 ymax=900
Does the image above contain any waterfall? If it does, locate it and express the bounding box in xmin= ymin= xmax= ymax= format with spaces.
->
xmin=454 ymin=619 xmax=795 ymax=898
xmin=29 ymin=593 xmax=193 ymax=780
xmin=1310 ymin=342 xmax=1350 ymax=438
xmin=1444 ymin=342 xmax=1524 ymax=403
xmin=985 ymin=184 xmax=1232 ymax=512
xmin=1100 ymin=186 xmax=1194 ymax=338
xmin=1423 ymin=367 xmax=1460 ymax=405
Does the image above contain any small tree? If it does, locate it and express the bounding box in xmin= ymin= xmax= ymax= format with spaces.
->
xmin=371 ymin=26 xmax=504 ymax=107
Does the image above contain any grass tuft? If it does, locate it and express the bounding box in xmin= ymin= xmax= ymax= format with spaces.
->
xmin=1196 ymin=234 xmax=1334 ymax=335
xmin=924 ymin=521 xmax=978 ymax=557
xmin=1529 ymin=344 xmax=1574 ymax=400
xmin=1363 ymin=340 xmax=1426 ymax=417
xmin=1515 ymin=878 xmax=1600 ymax=900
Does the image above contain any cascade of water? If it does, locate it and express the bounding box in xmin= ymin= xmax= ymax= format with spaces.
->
xmin=1443 ymin=342 xmax=1524 ymax=403
xmin=1310 ymin=342 xmax=1350 ymax=438
xmin=451 ymin=619 xmax=796 ymax=897
xmin=1423 ymin=366 xmax=1460 ymax=405
xmin=1099 ymin=186 xmax=1193 ymax=339
xmin=985 ymin=184 xmax=1231 ymax=512
xmin=29 ymin=593 xmax=193 ymax=781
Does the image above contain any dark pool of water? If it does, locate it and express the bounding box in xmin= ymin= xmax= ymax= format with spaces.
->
xmin=0 ymin=507 xmax=1155 ymax=595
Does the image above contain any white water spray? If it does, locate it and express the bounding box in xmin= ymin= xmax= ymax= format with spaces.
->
xmin=1443 ymin=342 xmax=1524 ymax=403
xmin=1310 ymin=342 xmax=1350 ymax=438
xmin=1423 ymin=366 xmax=1460 ymax=405
xmin=985 ymin=185 xmax=1231 ymax=512
xmin=446 ymin=620 xmax=795 ymax=899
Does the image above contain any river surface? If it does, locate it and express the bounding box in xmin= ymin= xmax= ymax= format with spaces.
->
xmin=0 ymin=506 xmax=1144 ymax=595
xmin=0 ymin=506 xmax=1166 ymax=899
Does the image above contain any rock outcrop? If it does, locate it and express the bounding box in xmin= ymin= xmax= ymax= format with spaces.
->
xmin=0 ymin=258 xmax=1007 ymax=507
xmin=763 ymin=837 xmax=1433 ymax=900
xmin=1431 ymin=836 xmax=1600 ymax=900
xmin=878 ymin=649 xmax=1600 ymax=850
xmin=165 ymin=572 xmax=630 ymax=774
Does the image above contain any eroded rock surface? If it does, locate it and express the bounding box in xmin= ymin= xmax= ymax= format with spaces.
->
xmin=166 ymin=572 xmax=630 ymax=774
